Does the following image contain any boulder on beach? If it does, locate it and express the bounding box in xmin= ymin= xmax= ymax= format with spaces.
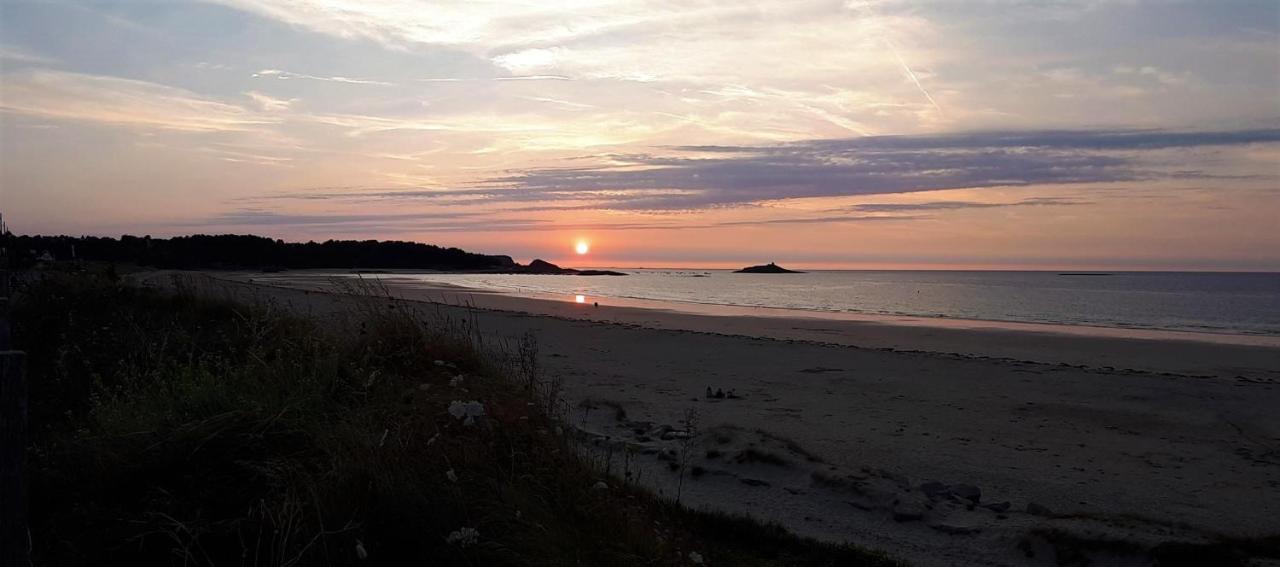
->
xmin=734 ymin=262 xmax=803 ymax=274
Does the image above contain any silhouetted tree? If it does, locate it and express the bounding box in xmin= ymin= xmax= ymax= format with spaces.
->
xmin=0 ymin=233 xmax=515 ymax=271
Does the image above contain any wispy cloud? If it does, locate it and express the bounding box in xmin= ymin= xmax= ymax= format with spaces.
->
xmin=418 ymin=75 xmax=572 ymax=83
xmin=245 ymin=91 xmax=297 ymax=111
xmin=0 ymin=70 xmax=275 ymax=132
xmin=849 ymin=197 xmax=1090 ymax=212
xmin=195 ymin=208 xmax=484 ymax=227
xmin=493 ymin=75 xmax=573 ymax=81
xmin=0 ymin=44 xmax=57 ymax=65
xmin=253 ymin=69 xmax=395 ymax=86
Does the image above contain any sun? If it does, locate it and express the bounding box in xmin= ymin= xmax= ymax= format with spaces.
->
xmin=575 ymin=240 xmax=590 ymax=255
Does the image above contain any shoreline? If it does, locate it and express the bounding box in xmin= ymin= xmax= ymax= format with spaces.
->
xmin=233 ymin=271 xmax=1280 ymax=380
xmin=260 ymin=270 xmax=1280 ymax=346
xmin=162 ymin=272 xmax=1280 ymax=566
xmin=379 ymin=275 xmax=1280 ymax=346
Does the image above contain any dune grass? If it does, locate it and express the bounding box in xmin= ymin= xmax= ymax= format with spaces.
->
xmin=14 ymin=269 xmax=903 ymax=566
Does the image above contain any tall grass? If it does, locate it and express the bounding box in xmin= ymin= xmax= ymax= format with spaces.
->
xmin=14 ymin=270 xmax=902 ymax=566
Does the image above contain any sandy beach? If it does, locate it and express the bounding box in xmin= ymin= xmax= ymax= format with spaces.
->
xmin=151 ymin=271 xmax=1280 ymax=566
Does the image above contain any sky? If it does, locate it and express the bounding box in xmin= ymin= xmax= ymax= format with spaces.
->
xmin=1 ymin=0 xmax=1278 ymax=270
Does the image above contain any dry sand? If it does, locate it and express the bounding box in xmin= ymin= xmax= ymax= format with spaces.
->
xmin=144 ymin=272 xmax=1280 ymax=566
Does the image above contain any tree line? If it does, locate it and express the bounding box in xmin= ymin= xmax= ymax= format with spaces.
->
xmin=0 ymin=233 xmax=516 ymax=271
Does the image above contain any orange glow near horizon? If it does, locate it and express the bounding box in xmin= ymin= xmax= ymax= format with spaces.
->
xmin=2 ymin=3 xmax=1278 ymax=272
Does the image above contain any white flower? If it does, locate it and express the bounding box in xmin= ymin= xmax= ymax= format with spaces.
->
xmin=355 ymin=539 xmax=368 ymax=560
xmin=448 ymin=400 xmax=486 ymax=426
xmin=446 ymin=527 xmax=480 ymax=548
xmin=689 ymin=551 xmax=704 ymax=564
xmin=446 ymin=469 xmax=458 ymax=483
xmin=434 ymin=360 xmax=446 ymax=367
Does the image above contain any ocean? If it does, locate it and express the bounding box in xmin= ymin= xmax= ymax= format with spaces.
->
xmin=358 ymin=270 xmax=1280 ymax=336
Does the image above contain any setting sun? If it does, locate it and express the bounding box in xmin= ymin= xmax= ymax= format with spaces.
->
xmin=575 ymin=240 xmax=590 ymax=255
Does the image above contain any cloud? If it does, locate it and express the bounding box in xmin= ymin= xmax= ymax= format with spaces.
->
xmin=0 ymin=70 xmax=274 ymax=132
xmin=253 ymin=68 xmax=395 ymax=85
xmin=202 ymin=1 xmax=934 ymax=96
xmin=493 ymin=75 xmax=572 ymax=81
xmin=196 ymin=209 xmax=484 ymax=227
xmin=491 ymin=48 xmax=563 ymax=74
xmin=240 ymin=128 xmax=1277 ymax=213
xmin=477 ymin=128 xmax=1280 ymax=210
xmin=0 ymin=44 xmax=57 ymax=65
xmin=850 ymin=197 xmax=1090 ymax=212
xmin=517 ymin=96 xmax=595 ymax=110
xmin=245 ymin=91 xmax=297 ymax=111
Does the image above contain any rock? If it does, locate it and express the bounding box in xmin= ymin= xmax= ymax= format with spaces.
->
xmin=518 ymin=259 xmax=627 ymax=276
xmin=689 ymin=551 xmax=704 ymax=564
xmin=525 ymin=259 xmax=567 ymax=273
xmin=983 ymin=501 xmax=1011 ymax=513
xmin=929 ymin=521 xmax=982 ymax=535
xmin=892 ymin=500 xmax=926 ymax=522
xmin=920 ymin=481 xmax=951 ymax=500
xmin=1026 ymin=502 xmax=1055 ymax=516
xmin=952 ymin=483 xmax=981 ymax=503
xmin=592 ymin=481 xmax=609 ymax=491
xmin=892 ymin=492 xmax=931 ymax=521
xmin=734 ymin=262 xmax=803 ymax=274
xmin=485 ymin=254 xmax=516 ymax=267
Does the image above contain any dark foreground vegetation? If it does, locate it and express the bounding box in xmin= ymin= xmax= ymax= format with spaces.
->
xmin=2 ymin=233 xmax=515 ymax=270
xmin=13 ymin=269 xmax=900 ymax=566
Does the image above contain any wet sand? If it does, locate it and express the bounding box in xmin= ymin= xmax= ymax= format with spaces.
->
xmin=148 ymin=271 xmax=1280 ymax=566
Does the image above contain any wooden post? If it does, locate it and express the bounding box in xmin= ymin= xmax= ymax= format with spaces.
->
xmin=1 ymin=351 xmax=28 ymax=566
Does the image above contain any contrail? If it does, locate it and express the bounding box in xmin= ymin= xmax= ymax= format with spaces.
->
xmin=846 ymin=0 xmax=945 ymax=117
xmin=888 ymin=42 xmax=944 ymax=117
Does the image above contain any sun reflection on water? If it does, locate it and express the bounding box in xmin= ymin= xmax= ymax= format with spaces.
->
xmin=575 ymin=294 xmax=586 ymax=304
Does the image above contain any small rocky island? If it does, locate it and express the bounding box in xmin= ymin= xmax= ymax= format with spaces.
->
xmin=510 ymin=259 xmax=627 ymax=276
xmin=734 ymin=262 xmax=803 ymax=274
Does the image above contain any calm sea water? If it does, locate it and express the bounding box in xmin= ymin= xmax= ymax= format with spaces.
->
xmin=376 ymin=270 xmax=1280 ymax=336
